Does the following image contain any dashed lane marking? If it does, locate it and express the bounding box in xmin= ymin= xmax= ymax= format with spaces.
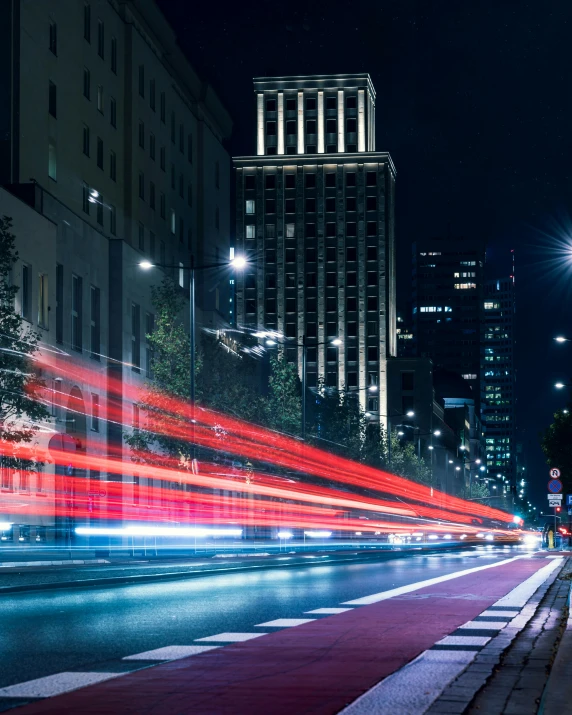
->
xmin=255 ymin=618 xmax=316 ymax=628
xmin=495 ymin=558 xmax=563 ymax=608
xmin=480 ymin=609 xmax=519 ymax=618
xmin=123 ymin=645 xmax=219 ymax=661
xmin=459 ymin=621 xmax=507 ymax=630
xmin=305 ymin=607 xmax=354 ymax=614
xmin=0 ymin=672 xmax=122 ymax=699
xmin=436 ymin=635 xmax=491 ymax=647
xmin=194 ymin=632 xmax=266 ymax=643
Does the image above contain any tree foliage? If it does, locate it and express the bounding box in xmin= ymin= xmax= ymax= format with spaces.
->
xmin=540 ymin=407 xmax=572 ymax=492
xmin=264 ymin=354 xmax=301 ymax=436
xmin=0 ymin=216 xmax=49 ymax=469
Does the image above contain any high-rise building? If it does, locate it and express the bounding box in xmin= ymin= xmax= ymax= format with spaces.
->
xmin=482 ymin=276 xmax=516 ymax=495
xmin=234 ymin=74 xmax=396 ymax=424
xmin=412 ymin=236 xmax=485 ymax=401
xmin=0 ymin=0 xmax=232 ymax=543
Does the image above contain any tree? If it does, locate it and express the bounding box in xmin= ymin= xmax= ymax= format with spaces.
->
xmin=265 ymin=354 xmax=301 ymax=436
xmin=469 ymin=479 xmax=491 ymax=501
xmin=540 ymin=407 xmax=572 ymax=492
xmin=0 ymin=216 xmax=49 ymax=473
xmin=384 ymin=431 xmax=432 ymax=486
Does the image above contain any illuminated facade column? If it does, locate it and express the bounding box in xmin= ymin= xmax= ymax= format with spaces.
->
xmin=358 ymin=90 xmax=366 ymax=152
xmin=257 ymin=93 xmax=265 ymax=156
xmin=277 ymin=92 xmax=284 ymax=155
xmin=297 ymin=91 xmax=304 ymax=154
xmin=337 ymin=89 xmax=345 ymax=152
xmin=317 ymin=91 xmax=325 ymax=153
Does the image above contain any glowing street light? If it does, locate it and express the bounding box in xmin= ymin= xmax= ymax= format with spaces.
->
xmin=433 ymin=430 xmax=441 ymax=437
xmin=555 ymin=336 xmax=569 ymax=343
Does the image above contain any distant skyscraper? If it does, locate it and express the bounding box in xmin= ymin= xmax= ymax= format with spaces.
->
xmin=412 ymin=236 xmax=485 ymax=401
xmin=482 ymin=276 xmax=516 ymax=495
xmin=234 ymin=74 xmax=396 ymax=424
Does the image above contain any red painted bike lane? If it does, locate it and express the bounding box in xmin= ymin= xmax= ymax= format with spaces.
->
xmin=16 ymin=557 xmax=551 ymax=715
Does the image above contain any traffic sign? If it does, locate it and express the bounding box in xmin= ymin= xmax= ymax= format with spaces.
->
xmin=548 ymin=479 xmax=563 ymax=494
xmin=567 ymin=495 xmax=572 ymax=506
xmin=550 ymin=468 xmax=561 ymax=478
xmin=548 ymin=494 xmax=563 ymax=505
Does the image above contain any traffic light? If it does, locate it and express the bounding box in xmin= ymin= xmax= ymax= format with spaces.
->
xmin=556 ymin=507 xmax=561 ymax=513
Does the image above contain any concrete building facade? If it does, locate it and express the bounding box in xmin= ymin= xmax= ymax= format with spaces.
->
xmin=234 ymin=74 xmax=396 ymax=424
xmin=0 ymin=0 xmax=232 ymax=543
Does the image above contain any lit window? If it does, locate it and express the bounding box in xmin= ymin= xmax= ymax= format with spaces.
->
xmin=179 ymin=262 xmax=184 ymax=288
xmin=170 ymin=209 xmax=176 ymax=234
xmin=48 ymin=140 xmax=57 ymax=180
xmin=484 ymin=301 xmax=500 ymax=309
xmin=454 ymin=283 xmax=476 ymax=290
xmin=245 ymin=225 xmax=255 ymax=239
xmin=462 ymin=374 xmax=477 ymax=380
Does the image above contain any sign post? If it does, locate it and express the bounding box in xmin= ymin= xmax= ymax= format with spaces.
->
xmin=548 ymin=471 xmax=563 ymax=550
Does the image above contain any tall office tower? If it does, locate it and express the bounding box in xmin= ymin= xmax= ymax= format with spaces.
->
xmin=0 ymin=0 xmax=231 ymax=542
xmin=482 ymin=276 xmax=516 ymax=497
xmin=412 ymin=237 xmax=485 ymax=401
xmin=234 ymin=75 xmax=396 ymax=423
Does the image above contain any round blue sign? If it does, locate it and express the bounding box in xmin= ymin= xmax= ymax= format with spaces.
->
xmin=548 ymin=479 xmax=563 ymax=494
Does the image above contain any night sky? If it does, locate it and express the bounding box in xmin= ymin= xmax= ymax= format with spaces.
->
xmin=158 ymin=0 xmax=572 ymax=509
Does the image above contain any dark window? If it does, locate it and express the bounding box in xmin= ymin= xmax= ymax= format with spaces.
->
xmin=111 ymin=37 xmax=117 ymax=73
xmin=286 ymin=298 xmax=296 ymax=313
xmin=305 ymin=197 xmax=316 ymax=212
xmin=326 ymin=222 xmax=336 ymax=237
xmin=138 ymin=120 xmax=144 ymax=148
xmin=188 ymin=133 xmax=193 ymax=162
xmin=346 ymin=272 xmax=357 ymax=287
xmin=160 ymin=92 xmax=166 ymax=122
xmin=367 ymin=346 xmax=378 ymax=361
xmin=305 ymin=173 xmax=316 ymax=189
xmin=326 ymin=272 xmax=337 ymax=287
xmin=266 ymin=121 xmax=276 ymax=135
xmin=326 ymin=197 xmax=336 ymax=212
xmin=21 ymin=264 xmax=30 ymax=321
xmin=326 ymin=144 xmax=336 ymax=153
xmin=49 ymin=22 xmax=57 ymax=55
xmin=347 ymin=347 xmax=357 ymax=362
xmin=285 ymin=174 xmax=296 ymax=189
xmin=402 ymin=372 xmax=415 ymax=391
xmin=285 ymin=273 xmax=296 ymax=287
xmin=326 ymin=119 xmax=337 ymax=133
xmin=160 ymin=146 xmax=165 ymax=171
xmin=83 ymin=68 xmax=90 ymax=99
xmin=179 ymin=124 xmax=184 ymax=153
xmin=306 ymin=119 xmax=316 ymax=134
xmin=346 ymin=172 xmax=356 ymax=187
xmin=347 ymin=371 xmax=357 ymax=387
xmin=265 ymin=174 xmax=276 ymax=189
xmin=150 ymin=181 xmax=155 ymax=209
xmin=149 ymin=133 xmax=155 ymax=160
xmin=97 ymin=19 xmax=104 ymax=58
xmin=306 ymin=144 xmax=316 ymax=154
xmin=306 ymin=97 xmax=316 ymax=110
xmin=245 ymin=274 xmax=256 ymax=289
xmin=346 ymin=118 xmax=357 ymax=132
xmin=306 ymin=348 xmax=317 ymax=363
xmin=346 ymin=197 xmax=356 ymax=211
xmin=347 ymin=296 xmax=357 ymax=311
xmin=367 ymin=245 xmax=377 ymax=261
xmin=346 ymin=222 xmax=357 ymax=236
xmin=305 ymin=223 xmax=316 ymax=237
xmin=347 ymin=144 xmax=357 ymax=152
xmin=286 ymin=120 xmax=296 ymax=135
xmin=150 ymin=79 xmax=155 ymax=110
xmin=285 ymin=324 xmax=296 ymax=339
xmin=285 ymin=248 xmax=296 ymax=263
xmin=367 ymin=296 xmax=377 ymax=312
xmin=306 ymin=296 xmax=317 ymax=312
xmin=96 ymin=137 xmax=103 ymax=168
xmin=286 ymin=98 xmax=296 ymax=111
xmin=266 ymin=273 xmax=276 ymax=289
xmin=306 ymin=272 xmax=317 ymax=288
xmin=49 ymin=81 xmax=57 ymax=117
xmin=346 ymin=95 xmax=357 ymax=109
xmin=110 ymin=97 xmax=116 ymax=127
xmin=346 ymin=246 xmax=357 ymax=262
xmin=266 ymin=98 xmax=276 ymax=112
xmin=368 ymin=397 xmax=379 ymax=411
xmin=367 ymin=196 xmax=377 ymax=211
xmin=367 ymin=271 xmax=377 ymax=286
xmin=96 ymin=197 xmax=103 ymax=225
xmin=187 ymin=184 xmax=193 ymax=206
xmin=245 ymin=299 xmax=256 ymax=314
xmin=366 ymin=171 xmax=377 ymax=186
xmin=56 ymin=264 xmax=63 ymax=343
xmin=84 ymin=4 xmax=91 ymax=41
xmin=90 ymin=286 xmax=100 ymax=359
xmin=285 ymin=198 xmax=296 ymax=213
xmin=326 ymin=96 xmax=336 ymax=110
xmin=171 ymin=111 xmax=175 ymax=143
xmin=138 ymin=65 xmax=144 ymax=97
xmin=326 ymin=246 xmax=336 ymax=262
xmin=71 ymin=274 xmax=83 ymax=352
xmin=265 ymin=298 xmax=276 ymax=314
xmin=306 ymin=247 xmax=316 ymax=262
xmin=244 ymin=175 xmax=255 ymax=190
xmin=266 ymin=248 xmax=276 ymax=263
xmin=306 ymin=323 xmax=317 ymax=338
xmin=179 ymin=174 xmax=184 ymax=198
xmin=266 ymin=224 xmax=276 ymax=238
xmin=367 ymin=221 xmax=377 ymax=236
xmin=138 ymin=171 xmax=144 ymax=199
xmin=82 ymin=182 xmax=90 ymax=214
xmin=326 ymin=296 xmax=336 ymax=312
xmin=326 ymin=322 xmax=337 ymax=338
xmin=267 ymin=146 xmax=277 ymax=155
xmin=82 ymin=124 xmax=90 ymax=156
xmin=265 ymin=198 xmax=276 ymax=213
xmin=325 ymin=173 xmax=336 ymax=188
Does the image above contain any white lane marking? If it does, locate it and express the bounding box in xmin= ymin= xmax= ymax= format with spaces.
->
xmin=305 ymin=607 xmax=354 ymax=614
xmin=459 ymin=621 xmax=506 ymax=630
xmin=255 ymin=618 xmax=316 ymax=627
xmin=195 ymin=632 xmax=266 ymax=642
xmin=339 ymin=555 xmax=563 ymax=715
xmin=546 ymin=555 xmax=562 ymax=559
xmin=495 ymin=558 xmax=563 ymax=608
xmin=123 ymin=645 xmax=219 ymax=661
xmin=0 ymin=672 xmax=121 ymax=698
xmin=480 ymin=609 xmax=519 ymax=618
xmin=342 ymin=556 xmax=525 ymax=605
xmin=340 ymin=650 xmax=476 ymax=715
xmin=437 ymin=635 xmax=491 ymax=646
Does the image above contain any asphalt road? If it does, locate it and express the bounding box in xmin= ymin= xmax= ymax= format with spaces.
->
xmin=0 ymin=546 xmax=522 ymax=692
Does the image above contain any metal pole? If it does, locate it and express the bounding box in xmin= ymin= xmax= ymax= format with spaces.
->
xmin=190 ymin=256 xmax=195 ymax=457
xmin=302 ymin=334 xmax=307 ymax=440
xmin=387 ymin=415 xmax=391 ymax=467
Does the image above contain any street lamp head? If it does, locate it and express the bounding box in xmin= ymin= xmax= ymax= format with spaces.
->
xmin=433 ymin=429 xmax=441 ymax=436
xmin=397 ymin=431 xmax=404 ymax=436
xmin=564 ymin=409 xmax=570 ymax=414
xmin=455 ymin=466 xmax=461 ymax=471
xmin=448 ymin=459 xmax=454 ymax=464
xmin=368 ymin=384 xmax=378 ymax=392
xmin=265 ymin=339 xmax=276 ymax=347
xmin=459 ymin=444 xmax=467 ymax=451
xmin=406 ymin=410 xmax=415 ymax=418
xmin=428 ymin=445 xmax=434 ymax=450
xmin=555 ymin=336 xmax=569 ymax=343
xmin=555 ymin=382 xmax=567 ymax=389
xmin=331 ymin=338 xmax=343 ymax=346
xmin=230 ymin=255 xmax=247 ymax=270
xmin=139 ymin=260 xmax=154 ymax=270
xmin=475 ymin=458 xmax=481 ymax=464
xmin=480 ymin=465 xmax=486 ymax=471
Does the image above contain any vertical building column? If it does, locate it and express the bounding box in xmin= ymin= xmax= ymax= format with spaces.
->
xmin=317 ymin=91 xmax=325 ymax=153
xmin=297 ymin=91 xmax=304 ymax=154
xmin=358 ymin=90 xmax=366 ymax=152
xmin=277 ymin=92 xmax=284 ymax=155
xmin=337 ymin=90 xmax=345 ymax=152
xmin=257 ymin=93 xmax=265 ymax=156
xmin=371 ymin=99 xmax=376 ymax=151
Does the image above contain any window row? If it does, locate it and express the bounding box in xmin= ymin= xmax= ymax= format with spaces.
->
xmin=83 ymin=72 xmax=117 ymax=126
xmin=244 ymin=223 xmax=379 ymax=240
xmin=266 ymin=118 xmax=358 ymax=137
xmin=255 ymin=295 xmax=379 ymax=313
xmin=245 ymin=171 xmax=378 ymax=190
xmin=245 ymin=197 xmax=379 ymax=215
xmin=83 ymin=5 xmax=117 ymax=71
xmin=265 ymin=95 xmax=358 ymax=113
